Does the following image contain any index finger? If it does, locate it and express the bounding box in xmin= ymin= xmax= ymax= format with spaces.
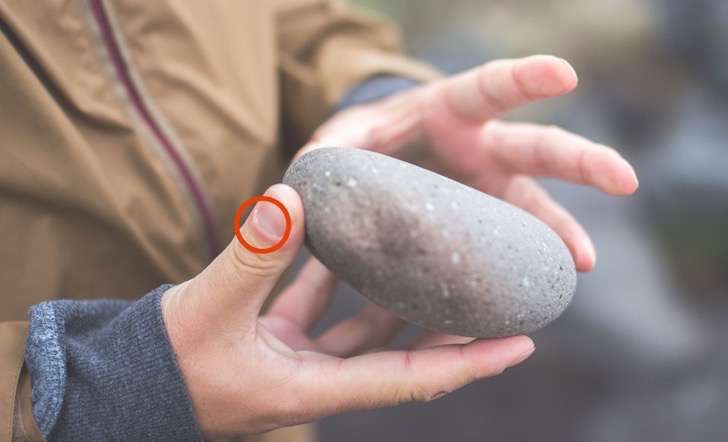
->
xmin=294 ymin=336 xmax=534 ymax=417
xmin=435 ymin=55 xmax=578 ymax=123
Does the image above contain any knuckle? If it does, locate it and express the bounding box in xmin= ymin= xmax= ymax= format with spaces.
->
xmin=510 ymin=178 xmax=541 ymax=211
xmin=392 ymin=383 xmax=429 ymax=405
xmin=409 ymin=385 xmax=432 ymax=403
xmin=577 ymin=147 xmax=590 ymax=184
xmin=482 ymin=121 xmax=504 ymax=148
xmin=229 ymin=242 xmax=281 ymax=277
xmin=395 ymin=351 xmax=461 ymax=404
xmin=508 ymin=60 xmax=542 ymax=102
xmin=427 ymin=390 xmax=451 ymax=402
xmin=364 ymin=124 xmax=388 ymax=148
xmin=479 ymin=77 xmax=510 ymax=114
xmin=404 ymin=384 xmax=453 ymax=404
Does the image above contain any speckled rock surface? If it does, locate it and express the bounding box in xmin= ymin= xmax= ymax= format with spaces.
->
xmin=283 ymin=147 xmax=577 ymax=337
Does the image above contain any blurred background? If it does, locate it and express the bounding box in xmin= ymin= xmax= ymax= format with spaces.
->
xmin=313 ymin=0 xmax=728 ymax=441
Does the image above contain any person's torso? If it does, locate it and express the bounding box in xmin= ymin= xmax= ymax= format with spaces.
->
xmin=0 ymin=0 xmax=287 ymax=320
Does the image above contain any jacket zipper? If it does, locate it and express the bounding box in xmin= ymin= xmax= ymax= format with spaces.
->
xmin=89 ymin=0 xmax=219 ymax=259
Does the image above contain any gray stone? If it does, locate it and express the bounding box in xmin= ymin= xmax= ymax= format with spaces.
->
xmin=283 ymin=147 xmax=576 ymax=337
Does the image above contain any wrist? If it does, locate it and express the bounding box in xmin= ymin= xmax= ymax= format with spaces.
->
xmin=160 ymin=282 xmax=221 ymax=438
xmin=314 ymin=85 xmax=429 ymax=153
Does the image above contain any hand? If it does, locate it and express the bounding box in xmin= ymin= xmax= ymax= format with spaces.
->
xmin=162 ymin=184 xmax=535 ymax=439
xmin=313 ymin=55 xmax=639 ymax=272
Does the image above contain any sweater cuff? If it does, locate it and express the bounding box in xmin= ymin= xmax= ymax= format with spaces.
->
xmin=335 ymin=75 xmax=421 ymax=112
xmin=26 ymin=285 xmax=202 ymax=441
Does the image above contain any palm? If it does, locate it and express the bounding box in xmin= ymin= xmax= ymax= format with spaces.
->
xmin=165 ymin=183 xmax=540 ymax=438
xmin=424 ymin=111 xmax=508 ymax=188
xmin=315 ymin=55 xmax=638 ymax=272
xmin=258 ymin=255 xmax=473 ymax=360
xmin=289 ymin=55 xmax=639 ymax=360
xmin=258 ymin=311 xmax=318 ymax=353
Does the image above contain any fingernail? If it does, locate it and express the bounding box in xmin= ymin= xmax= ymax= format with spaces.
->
xmin=252 ymin=198 xmax=285 ymax=242
xmin=629 ymin=167 xmax=640 ymax=191
xmin=508 ymin=342 xmax=535 ymax=368
xmin=586 ymin=238 xmax=597 ymax=268
xmin=559 ymin=57 xmax=579 ymax=86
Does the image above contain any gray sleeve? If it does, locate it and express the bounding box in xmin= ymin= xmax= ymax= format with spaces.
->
xmin=21 ymin=76 xmax=420 ymax=441
xmin=25 ymin=284 xmax=202 ymax=441
xmin=335 ymin=75 xmax=420 ymax=112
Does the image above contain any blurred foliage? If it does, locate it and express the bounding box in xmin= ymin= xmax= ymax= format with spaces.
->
xmin=358 ymin=0 xmax=654 ymax=56
xmin=654 ymin=218 xmax=728 ymax=296
xmin=323 ymin=3 xmax=728 ymax=441
xmin=353 ymin=0 xmax=728 ymax=295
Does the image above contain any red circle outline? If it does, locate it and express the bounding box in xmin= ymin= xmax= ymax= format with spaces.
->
xmin=232 ymin=195 xmax=292 ymax=254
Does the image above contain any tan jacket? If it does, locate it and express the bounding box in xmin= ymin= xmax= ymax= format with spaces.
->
xmin=0 ymin=0 xmax=436 ymax=439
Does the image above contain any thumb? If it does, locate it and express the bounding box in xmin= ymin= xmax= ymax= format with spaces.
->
xmin=185 ymin=184 xmax=305 ymax=325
